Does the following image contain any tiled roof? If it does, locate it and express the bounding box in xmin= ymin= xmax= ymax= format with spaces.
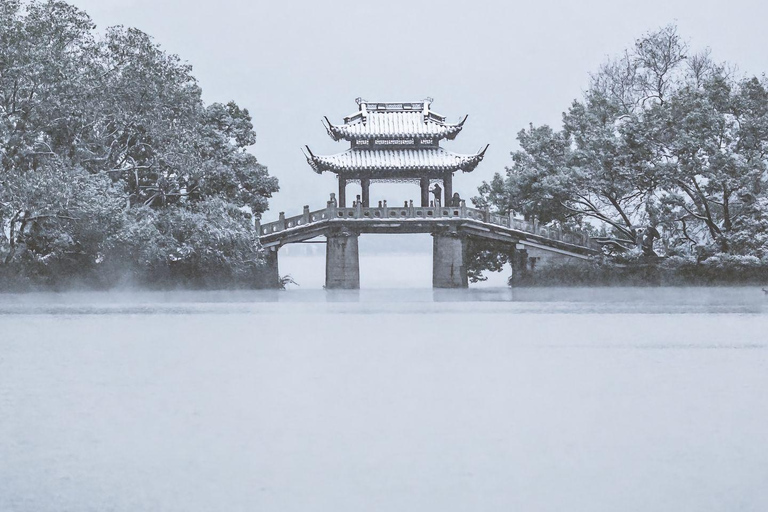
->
xmin=305 ymin=146 xmax=488 ymax=174
xmin=325 ymin=111 xmax=465 ymax=141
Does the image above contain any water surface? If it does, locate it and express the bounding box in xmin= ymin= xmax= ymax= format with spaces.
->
xmin=1 ymin=287 xmax=767 ymax=512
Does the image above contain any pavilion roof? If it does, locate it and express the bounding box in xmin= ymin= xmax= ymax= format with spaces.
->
xmin=304 ymin=146 xmax=488 ymax=175
xmin=324 ymin=99 xmax=467 ymax=141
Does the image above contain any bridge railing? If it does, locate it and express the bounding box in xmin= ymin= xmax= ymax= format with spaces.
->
xmin=257 ymin=202 xmax=599 ymax=250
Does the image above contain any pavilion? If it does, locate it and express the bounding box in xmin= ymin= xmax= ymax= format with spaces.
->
xmin=304 ymin=98 xmax=488 ymax=208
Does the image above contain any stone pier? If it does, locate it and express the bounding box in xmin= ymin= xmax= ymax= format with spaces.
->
xmin=510 ymin=244 xmax=529 ymax=285
xmin=432 ymin=232 xmax=468 ymax=288
xmin=263 ymin=247 xmax=281 ymax=288
xmin=325 ymin=229 xmax=360 ymax=289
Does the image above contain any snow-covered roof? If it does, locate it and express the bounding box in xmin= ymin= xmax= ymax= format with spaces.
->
xmin=305 ymin=146 xmax=488 ymax=175
xmin=324 ymin=99 xmax=466 ymax=141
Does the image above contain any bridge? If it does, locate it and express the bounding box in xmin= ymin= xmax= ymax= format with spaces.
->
xmin=258 ymin=98 xmax=600 ymax=288
xmin=257 ymin=201 xmax=600 ymax=288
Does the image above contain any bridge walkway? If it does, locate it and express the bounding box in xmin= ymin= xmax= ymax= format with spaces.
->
xmin=257 ymin=202 xmax=600 ymax=288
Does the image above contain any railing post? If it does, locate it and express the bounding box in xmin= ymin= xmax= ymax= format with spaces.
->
xmin=460 ymin=200 xmax=466 ymax=218
xmin=278 ymin=212 xmax=286 ymax=231
xmin=254 ymin=214 xmax=261 ymax=236
xmin=533 ymin=218 xmax=539 ymax=234
xmin=302 ymin=205 xmax=310 ymax=225
xmin=483 ymin=206 xmax=490 ymax=223
xmin=355 ymin=201 xmax=362 ymax=218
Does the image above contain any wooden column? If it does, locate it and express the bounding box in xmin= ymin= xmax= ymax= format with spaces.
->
xmin=420 ymin=177 xmax=429 ymax=207
xmin=443 ymin=172 xmax=453 ymax=207
xmin=338 ymin=176 xmax=347 ymax=208
xmin=361 ymin=178 xmax=370 ymax=207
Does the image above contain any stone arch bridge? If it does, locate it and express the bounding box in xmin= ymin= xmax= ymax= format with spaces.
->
xmin=257 ymin=201 xmax=600 ymax=289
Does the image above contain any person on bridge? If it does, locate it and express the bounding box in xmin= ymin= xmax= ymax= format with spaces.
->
xmin=451 ymin=192 xmax=461 ymax=207
xmin=431 ymin=183 xmax=442 ymax=207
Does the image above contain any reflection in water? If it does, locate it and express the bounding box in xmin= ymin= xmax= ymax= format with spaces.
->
xmin=0 ymin=287 xmax=764 ymax=315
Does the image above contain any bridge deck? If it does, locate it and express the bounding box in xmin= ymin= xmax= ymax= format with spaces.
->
xmin=258 ymin=203 xmax=600 ymax=258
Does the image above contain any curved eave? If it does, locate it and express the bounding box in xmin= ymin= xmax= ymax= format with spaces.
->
xmin=304 ymin=145 xmax=488 ymax=175
xmin=325 ymin=124 xmax=464 ymax=142
xmin=323 ymin=113 xmax=469 ymax=142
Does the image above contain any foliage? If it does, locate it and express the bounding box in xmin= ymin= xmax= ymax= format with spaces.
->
xmin=465 ymin=238 xmax=511 ymax=283
xmin=475 ymin=24 xmax=768 ymax=266
xmin=512 ymin=253 xmax=768 ymax=287
xmin=0 ymin=1 xmax=279 ymax=289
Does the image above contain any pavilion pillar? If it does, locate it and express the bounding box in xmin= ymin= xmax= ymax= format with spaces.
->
xmin=338 ymin=176 xmax=347 ymax=208
xmin=443 ymin=172 xmax=453 ymax=207
xmin=420 ymin=177 xmax=430 ymax=207
xmin=325 ymin=229 xmax=360 ymax=289
xmin=432 ymin=231 xmax=468 ymax=288
xmin=361 ymin=178 xmax=370 ymax=207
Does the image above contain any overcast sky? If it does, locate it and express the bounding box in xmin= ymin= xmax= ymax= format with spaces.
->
xmin=67 ymin=0 xmax=768 ymax=216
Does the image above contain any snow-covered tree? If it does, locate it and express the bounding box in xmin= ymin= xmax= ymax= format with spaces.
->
xmin=475 ymin=24 xmax=768 ymax=260
xmin=0 ymin=0 xmax=279 ymax=287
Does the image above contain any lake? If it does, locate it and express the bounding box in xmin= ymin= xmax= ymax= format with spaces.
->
xmin=1 ymin=286 xmax=767 ymax=512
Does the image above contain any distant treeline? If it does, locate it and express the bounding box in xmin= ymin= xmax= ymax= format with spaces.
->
xmin=506 ymin=254 xmax=768 ymax=287
xmin=0 ymin=1 xmax=279 ymax=290
xmin=471 ymin=25 xmax=768 ymax=285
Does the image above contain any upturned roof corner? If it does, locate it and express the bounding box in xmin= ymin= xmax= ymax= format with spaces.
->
xmin=309 ymin=98 xmax=488 ymax=179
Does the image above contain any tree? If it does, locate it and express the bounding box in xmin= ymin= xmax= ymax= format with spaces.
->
xmin=0 ymin=1 xmax=279 ymax=288
xmin=650 ymin=74 xmax=768 ymax=253
xmin=476 ymin=24 xmax=768 ymax=262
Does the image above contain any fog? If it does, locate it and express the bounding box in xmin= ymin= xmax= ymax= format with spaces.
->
xmin=278 ymin=233 xmax=511 ymax=289
xmin=1 ymin=288 xmax=767 ymax=511
xmin=5 ymin=2 xmax=768 ymax=510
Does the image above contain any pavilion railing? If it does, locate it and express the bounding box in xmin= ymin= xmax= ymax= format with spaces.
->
xmin=257 ymin=202 xmax=599 ymax=250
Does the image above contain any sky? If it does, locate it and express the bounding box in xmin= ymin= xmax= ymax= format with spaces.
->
xmin=65 ymin=0 xmax=768 ymax=217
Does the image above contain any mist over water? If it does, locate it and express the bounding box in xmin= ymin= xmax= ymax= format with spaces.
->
xmin=1 ymin=287 xmax=767 ymax=512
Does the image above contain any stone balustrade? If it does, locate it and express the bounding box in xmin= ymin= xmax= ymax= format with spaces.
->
xmin=257 ymin=202 xmax=598 ymax=250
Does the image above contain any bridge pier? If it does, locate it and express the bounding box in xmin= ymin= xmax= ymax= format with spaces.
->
xmin=263 ymin=247 xmax=281 ymax=288
xmin=510 ymin=244 xmax=529 ymax=285
xmin=432 ymin=232 xmax=468 ymax=288
xmin=325 ymin=229 xmax=360 ymax=289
